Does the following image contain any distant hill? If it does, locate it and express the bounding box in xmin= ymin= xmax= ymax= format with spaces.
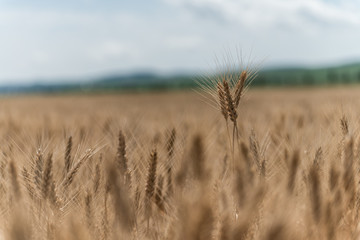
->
xmin=92 ymin=72 xmax=195 ymax=89
xmin=90 ymin=62 xmax=360 ymax=89
xmin=1 ymin=62 xmax=360 ymax=94
xmin=255 ymin=62 xmax=360 ymax=86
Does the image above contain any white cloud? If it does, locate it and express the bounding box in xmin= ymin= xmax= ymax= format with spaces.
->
xmin=0 ymin=5 xmax=211 ymax=81
xmin=164 ymin=35 xmax=203 ymax=49
xmin=1 ymin=1 xmax=360 ymax=83
xmin=163 ymin=0 xmax=360 ymax=28
xmin=157 ymin=0 xmax=360 ymax=68
xmin=90 ymin=41 xmax=135 ymax=62
xmin=0 ymin=7 xmax=148 ymax=81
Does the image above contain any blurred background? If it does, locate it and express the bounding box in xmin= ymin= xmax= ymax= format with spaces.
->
xmin=1 ymin=0 xmax=360 ymax=93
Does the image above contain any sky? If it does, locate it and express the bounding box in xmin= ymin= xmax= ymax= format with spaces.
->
xmin=1 ymin=0 xmax=360 ymax=84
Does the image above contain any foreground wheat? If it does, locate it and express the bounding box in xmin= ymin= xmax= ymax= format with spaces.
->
xmin=0 ymin=88 xmax=360 ymax=239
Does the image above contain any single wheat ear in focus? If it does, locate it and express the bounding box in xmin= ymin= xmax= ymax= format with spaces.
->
xmin=196 ymin=57 xmax=259 ymax=143
xmin=196 ymin=54 xmax=259 ymax=123
xmin=234 ymin=70 xmax=247 ymax=108
xmin=223 ymin=80 xmax=237 ymax=124
xmin=196 ymin=55 xmax=259 ymax=176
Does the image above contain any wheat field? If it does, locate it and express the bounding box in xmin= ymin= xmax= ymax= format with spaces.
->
xmin=1 ymin=85 xmax=360 ymax=239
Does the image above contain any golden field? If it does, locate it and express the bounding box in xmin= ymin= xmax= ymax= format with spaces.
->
xmin=1 ymin=86 xmax=360 ymax=239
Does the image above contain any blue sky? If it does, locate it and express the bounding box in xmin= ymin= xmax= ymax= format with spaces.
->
xmin=1 ymin=0 xmax=360 ymax=83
